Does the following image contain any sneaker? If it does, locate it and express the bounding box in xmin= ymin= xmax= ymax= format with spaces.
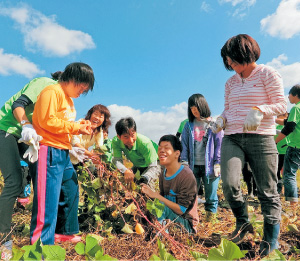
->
xmin=227 ymin=222 xmax=254 ymax=244
xmin=0 ymin=240 xmax=12 ymax=261
xmin=17 ymin=197 xmax=30 ymax=206
xmin=205 ymin=211 xmax=218 ymax=224
xmin=54 ymin=234 xmax=81 ymax=243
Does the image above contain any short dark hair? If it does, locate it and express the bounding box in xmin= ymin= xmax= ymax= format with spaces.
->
xmin=85 ymin=104 xmax=111 ymax=134
xmin=53 ymin=62 xmax=95 ymax=93
xmin=159 ymin=134 xmax=182 ymax=158
xmin=221 ymin=34 xmax=261 ymax=71
xmin=115 ymin=117 xmax=137 ymax=136
xmin=289 ymin=84 xmax=300 ymax=98
xmin=188 ymin=93 xmax=211 ymax=122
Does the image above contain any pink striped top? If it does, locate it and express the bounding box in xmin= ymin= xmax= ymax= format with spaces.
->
xmin=221 ymin=64 xmax=287 ymax=135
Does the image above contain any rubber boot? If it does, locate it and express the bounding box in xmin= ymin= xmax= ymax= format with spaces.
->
xmin=228 ymin=203 xmax=254 ymax=244
xmin=259 ymin=222 xmax=280 ymax=257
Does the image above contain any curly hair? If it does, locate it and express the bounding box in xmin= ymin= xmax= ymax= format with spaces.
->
xmin=85 ymin=104 xmax=111 ymax=134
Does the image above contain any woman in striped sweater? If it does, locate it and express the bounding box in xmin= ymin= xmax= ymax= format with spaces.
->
xmin=212 ymin=34 xmax=286 ymax=257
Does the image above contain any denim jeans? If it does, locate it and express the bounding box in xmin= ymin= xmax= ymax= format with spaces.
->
xmin=193 ymin=165 xmax=219 ymax=213
xmin=30 ymin=145 xmax=79 ymax=245
xmin=203 ymin=175 xmax=220 ymax=213
xmin=158 ymin=205 xmax=193 ymax=233
xmin=221 ymin=134 xmax=281 ymax=225
xmin=283 ymin=147 xmax=300 ymax=202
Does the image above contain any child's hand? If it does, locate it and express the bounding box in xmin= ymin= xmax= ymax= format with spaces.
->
xmin=141 ymin=184 xmax=158 ymax=199
xmin=79 ymin=121 xmax=92 ymax=135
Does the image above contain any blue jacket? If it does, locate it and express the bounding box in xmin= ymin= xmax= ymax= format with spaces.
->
xmin=181 ymin=121 xmax=224 ymax=179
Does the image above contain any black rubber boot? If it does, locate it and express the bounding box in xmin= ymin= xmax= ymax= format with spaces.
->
xmin=228 ymin=203 xmax=254 ymax=244
xmin=259 ymin=222 xmax=280 ymax=257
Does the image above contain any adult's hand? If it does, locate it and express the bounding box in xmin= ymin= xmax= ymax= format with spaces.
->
xmin=69 ymin=147 xmax=88 ymax=162
xmin=23 ymin=145 xmax=38 ymax=163
xmin=243 ymin=108 xmax=264 ymax=132
xmin=211 ymin=117 xmax=225 ymax=133
xmin=19 ymin=124 xmax=42 ymax=144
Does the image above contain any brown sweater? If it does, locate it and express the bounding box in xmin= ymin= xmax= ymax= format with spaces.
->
xmin=159 ymin=165 xmax=199 ymax=232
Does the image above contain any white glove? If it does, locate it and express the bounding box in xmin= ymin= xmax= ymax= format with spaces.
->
xmin=181 ymin=161 xmax=189 ymax=166
xmin=243 ymin=108 xmax=264 ymax=132
xmin=23 ymin=145 xmax=39 ymax=163
xmin=276 ymin=129 xmax=281 ymax=135
xmin=214 ymin=164 xmax=221 ymax=177
xmin=19 ymin=124 xmax=43 ymax=144
xmin=211 ymin=117 xmax=225 ymax=134
xmin=69 ymin=147 xmax=88 ymax=163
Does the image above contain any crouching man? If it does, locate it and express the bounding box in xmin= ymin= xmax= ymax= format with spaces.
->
xmin=142 ymin=134 xmax=199 ymax=233
xmin=112 ymin=117 xmax=160 ymax=190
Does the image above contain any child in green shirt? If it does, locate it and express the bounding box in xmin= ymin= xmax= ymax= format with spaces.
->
xmin=276 ymin=84 xmax=300 ymax=211
xmin=112 ymin=117 xmax=160 ymax=190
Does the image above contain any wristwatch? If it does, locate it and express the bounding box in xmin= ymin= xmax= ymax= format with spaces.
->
xmin=20 ymin=120 xmax=30 ymax=126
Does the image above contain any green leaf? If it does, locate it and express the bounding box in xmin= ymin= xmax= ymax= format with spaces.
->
xmin=134 ymin=169 xmax=141 ymax=180
xmin=121 ymin=223 xmax=134 ymax=234
xmin=190 ymin=250 xmax=208 ymax=260
xmin=208 ymin=239 xmax=245 ymax=260
xmin=287 ymin=224 xmax=299 ymax=233
xmin=261 ymin=249 xmax=286 ymax=261
xmin=149 ymin=254 xmax=161 ymax=260
xmin=21 ymin=249 xmax=42 ymax=261
xmin=22 ymin=224 xmax=30 ymax=236
xmin=11 ymin=247 xmax=25 ymax=260
xmin=146 ymin=198 xmax=165 ymax=218
xmin=157 ymin=238 xmax=177 ymax=260
xmin=92 ymin=178 xmax=101 ymax=189
xmin=94 ymin=214 xmax=101 ymax=221
xmin=88 ymin=202 xmax=95 ymax=211
xmin=85 ymin=234 xmax=103 ymax=258
xmin=75 ymin=242 xmax=85 ymax=255
xmin=42 ymin=245 xmax=66 ymax=261
xmin=95 ymin=145 xmax=109 ymax=154
xmin=21 ymin=238 xmax=43 ymax=260
xmin=94 ymin=250 xmax=117 ymax=260
xmin=95 ymin=203 xmax=106 ymax=213
xmin=125 ymin=203 xmax=137 ymax=214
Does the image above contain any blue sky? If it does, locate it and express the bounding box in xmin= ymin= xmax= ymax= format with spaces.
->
xmin=0 ymin=0 xmax=300 ymax=142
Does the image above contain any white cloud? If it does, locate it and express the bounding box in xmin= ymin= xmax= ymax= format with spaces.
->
xmin=0 ymin=4 xmax=95 ymax=56
xmin=201 ymin=2 xmax=212 ymax=12
xmin=266 ymin=54 xmax=300 ymax=88
xmin=107 ymin=102 xmax=188 ymax=143
xmin=219 ymin=0 xmax=256 ymax=17
xmin=260 ymin=0 xmax=300 ymax=39
xmin=0 ymin=48 xmax=44 ymax=78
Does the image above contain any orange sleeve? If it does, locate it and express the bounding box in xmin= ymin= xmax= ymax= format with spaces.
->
xmin=34 ymin=89 xmax=80 ymax=134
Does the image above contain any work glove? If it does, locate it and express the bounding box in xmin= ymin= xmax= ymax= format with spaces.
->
xmin=181 ymin=161 xmax=189 ymax=166
xmin=18 ymin=124 xmax=43 ymax=144
xmin=214 ymin=164 xmax=221 ymax=177
xmin=211 ymin=117 xmax=225 ymax=133
xmin=23 ymin=144 xmax=39 ymax=163
xmin=243 ymin=108 xmax=264 ymax=132
xmin=69 ymin=147 xmax=88 ymax=163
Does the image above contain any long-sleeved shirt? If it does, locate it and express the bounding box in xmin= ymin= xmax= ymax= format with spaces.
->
xmin=221 ymin=64 xmax=286 ymax=135
xmin=32 ymin=84 xmax=80 ymax=150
